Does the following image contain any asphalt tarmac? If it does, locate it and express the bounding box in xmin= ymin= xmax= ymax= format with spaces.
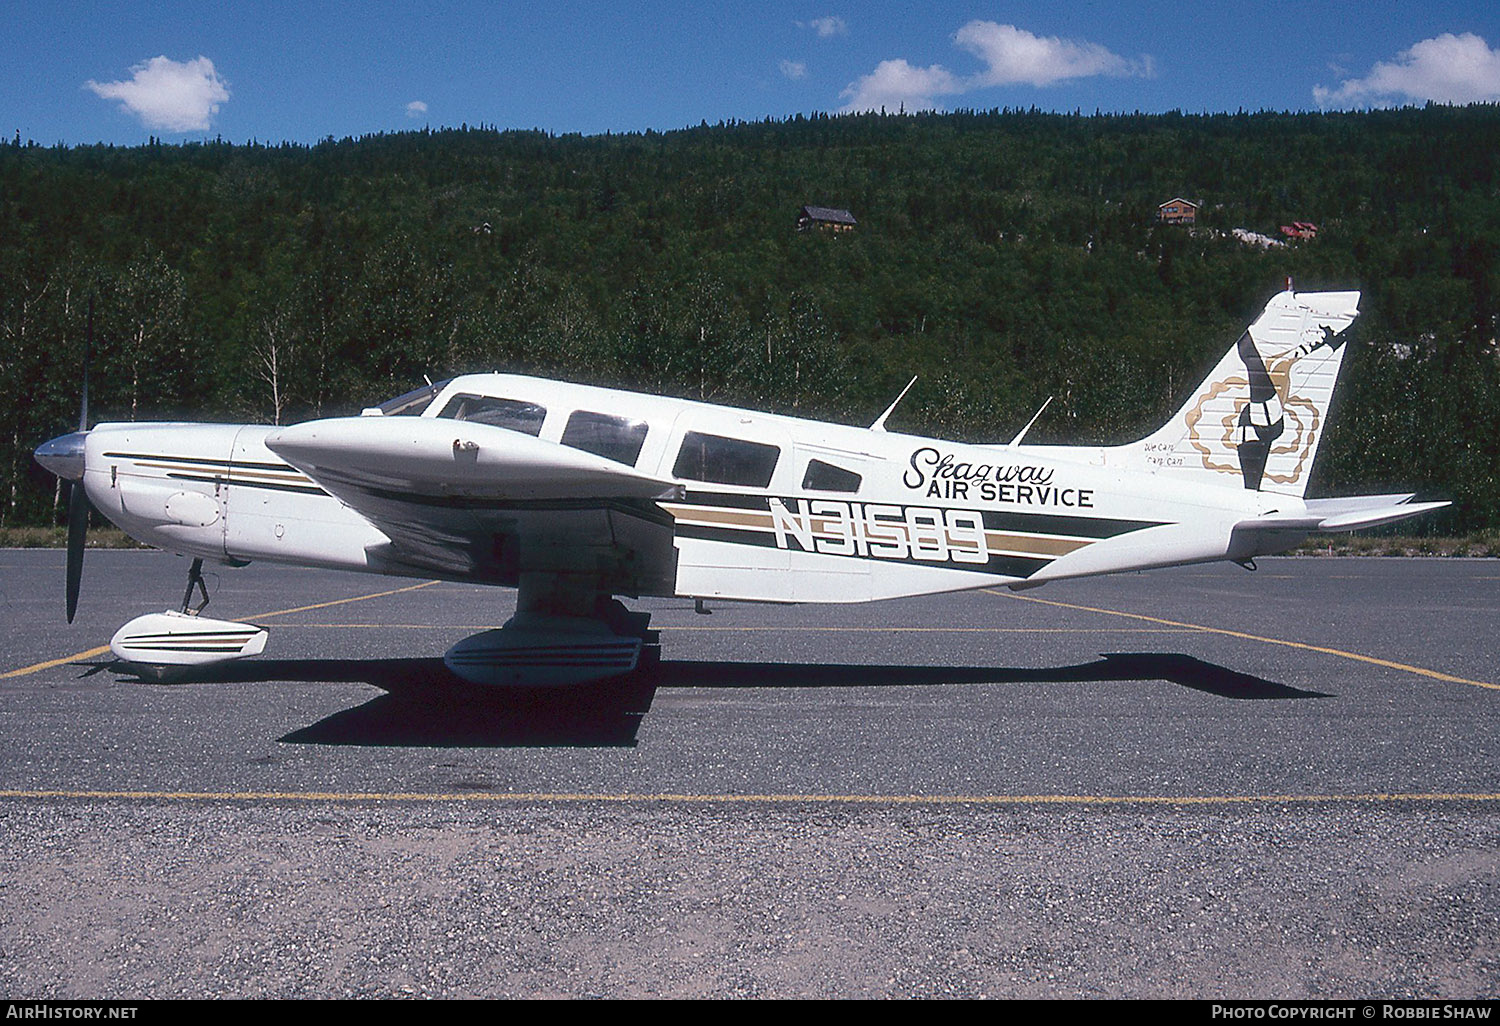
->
xmin=0 ymin=550 xmax=1495 ymax=998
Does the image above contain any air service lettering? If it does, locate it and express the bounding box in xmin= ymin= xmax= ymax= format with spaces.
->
xmin=903 ymin=447 xmax=1092 ymax=507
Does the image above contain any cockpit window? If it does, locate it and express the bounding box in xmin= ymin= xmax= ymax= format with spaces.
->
xmin=436 ymin=394 xmax=547 ymax=436
xmin=672 ymin=431 xmax=780 ymax=488
xmin=561 ymin=411 xmax=649 ymax=466
xmin=377 ymin=379 xmax=452 ymax=417
xmin=802 ymin=459 xmax=862 ymax=493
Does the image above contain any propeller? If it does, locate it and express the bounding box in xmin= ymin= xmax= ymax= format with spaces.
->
xmin=64 ymin=298 xmax=92 ymax=622
xmin=64 ymin=476 xmax=87 ymax=622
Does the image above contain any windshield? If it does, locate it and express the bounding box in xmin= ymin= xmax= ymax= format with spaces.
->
xmin=375 ymin=379 xmax=452 ymax=417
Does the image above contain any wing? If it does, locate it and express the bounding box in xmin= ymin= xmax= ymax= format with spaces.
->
xmin=265 ymin=416 xmax=683 ymax=596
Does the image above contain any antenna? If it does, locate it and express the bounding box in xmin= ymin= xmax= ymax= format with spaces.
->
xmin=870 ymin=376 xmax=917 ymax=433
xmin=1007 ymin=396 xmax=1052 ymax=448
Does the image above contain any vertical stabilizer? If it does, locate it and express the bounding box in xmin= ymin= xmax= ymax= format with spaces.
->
xmin=1126 ymin=290 xmax=1359 ymax=498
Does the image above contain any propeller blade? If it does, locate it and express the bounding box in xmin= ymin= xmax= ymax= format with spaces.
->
xmin=65 ymin=294 xmax=94 ymax=622
xmin=65 ymin=479 xmax=88 ymax=623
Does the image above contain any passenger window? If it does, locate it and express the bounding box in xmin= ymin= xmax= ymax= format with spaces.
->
xmin=802 ymin=459 xmax=862 ymax=493
xmin=672 ymin=431 xmax=780 ymax=488
xmin=436 ymin=395 xmax=546 ymax=436
xmin=562 ymin=411 xmax=649 ymax=466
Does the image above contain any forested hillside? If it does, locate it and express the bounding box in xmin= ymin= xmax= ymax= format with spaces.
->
xmin=3 ymin=106 xmax=1498 ymax=530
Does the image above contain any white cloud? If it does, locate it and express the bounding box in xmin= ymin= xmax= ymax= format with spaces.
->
xmin=956 ymin=21 xmax=1152 ymax=87
xmin=802 ymin=16 xmax=847 ymax=38
xmin=840 ymin=59 xmax=961 ymax=113
xmin=85 ymin=56 xmax=228 ymax=132
xmin=840 ymin=22 xmax=1149 ymax=114
xmin=406 ymin=100 xmax=429 ymax=118
xmin=780 ymin=60 xmax=807 ymax=80
xmin=1314 ymin=33 xmax=1500 ymax=107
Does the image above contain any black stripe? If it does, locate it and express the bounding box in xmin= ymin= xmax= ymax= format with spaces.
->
xmin=165 ymin=472 xmax=327 ymax=497
xmin=673 ymin=493 xmax=1162 ymax=540
xmin=120 ymin=645 xmax=250 ymax=653
xmin=104 ymin=451 xmax=296 ymax=472
xmin=677 ymin=524 xmax=778 ymax=549
xmin=681 ymin=490 xmax=773 ymax=510
xmin=977 ymin=509 xmax=1160 ymax=539
xmin=673 ymin=524 xmax=1050 ymax=579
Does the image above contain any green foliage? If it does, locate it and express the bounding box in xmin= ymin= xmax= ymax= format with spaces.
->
xmin=3 ymin=107 xmax=1499 ymax=529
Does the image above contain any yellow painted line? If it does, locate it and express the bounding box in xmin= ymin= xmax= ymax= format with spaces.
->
xmin=247 ymin=579 xmax=440 ymax=620
xmin=0 ymin=789 xmax=1497 ymax=806
xmin=658 ymin=626 xmax=1193 ymax=634
xmin=0 ymin=645 xmax=113 ymax=680
xmin=276 ymin=623 xmax=1193 ymax=634
xmin=991 ymin=590 xmax=1498 ymax=691
xmin=0 ymin=580 xmax=442 ymax=680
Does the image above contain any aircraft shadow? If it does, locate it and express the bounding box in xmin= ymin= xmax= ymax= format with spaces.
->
xmin=104 ymin=651 xmax=1326 ymax=749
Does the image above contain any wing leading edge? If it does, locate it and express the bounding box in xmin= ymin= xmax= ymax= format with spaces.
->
xmin=265 ymin=416 xmax=682 ymax=595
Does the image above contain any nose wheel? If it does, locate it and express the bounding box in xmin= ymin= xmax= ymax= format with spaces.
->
xmin=106 ymin=556 xmax=268 ymax=670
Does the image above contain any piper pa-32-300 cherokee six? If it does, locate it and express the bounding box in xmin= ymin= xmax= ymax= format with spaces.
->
xmin=34 ymin=289 xmax=1445 ymax=685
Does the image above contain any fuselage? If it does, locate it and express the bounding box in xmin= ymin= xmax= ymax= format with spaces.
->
xmin=72 ymin=373 xmax=1294 ymax=603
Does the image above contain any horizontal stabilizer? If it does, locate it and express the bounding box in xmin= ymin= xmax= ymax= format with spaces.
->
xmin=1236 ymin=495 xmax=1450 ymax=536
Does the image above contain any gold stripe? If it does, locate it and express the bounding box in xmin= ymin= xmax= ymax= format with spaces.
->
xmin=662 ymin=506 xmax=773 ymax=531
xmin=0 ymin=789 xmax=1496 ymax=805
xmin=226 ymin=470 xmax=316 ymax=485
xmin=986 ymin=532 xmax=1090 ymax=557
xmin=130 ymin=461 xmax=314 ymax=486
xmin=993 ymin=591 xmax=1498 ymax=691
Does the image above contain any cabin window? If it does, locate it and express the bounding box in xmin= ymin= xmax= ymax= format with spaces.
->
xmin=561 ymin=411 xmax=649 ymax=466
xmin=802 ymin=459 xmax=862 ymax=493
xmin=436 ymin=394 xmax=546 ymax=436
xmin=672 ymin=431 xmax=780 ymax=488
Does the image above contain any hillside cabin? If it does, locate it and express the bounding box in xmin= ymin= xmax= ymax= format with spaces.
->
xmin=1157 ymin=198 xmax=1198 ymax=225
xmin=798 ymin=205 xmax=858 ymax=233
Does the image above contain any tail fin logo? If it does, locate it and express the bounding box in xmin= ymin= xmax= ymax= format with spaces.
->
xmin=1183 ymin=322 xmax=1345 ymax=491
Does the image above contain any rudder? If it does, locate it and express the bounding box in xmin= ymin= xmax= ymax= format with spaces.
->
xmin=1127 ymin=290 xmax=1360 ymax=498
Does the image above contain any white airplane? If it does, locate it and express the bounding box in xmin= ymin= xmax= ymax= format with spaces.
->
xmin=34 ymin=288 xmax=1446 ymax=684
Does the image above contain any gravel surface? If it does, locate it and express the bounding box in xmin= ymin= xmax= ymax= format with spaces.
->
xmin=1 ymin=801 xmax=1496 ymax=999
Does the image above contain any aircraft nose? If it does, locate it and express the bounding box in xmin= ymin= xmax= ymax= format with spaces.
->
xmin=34 ymin=431 xmax=89 ymax=481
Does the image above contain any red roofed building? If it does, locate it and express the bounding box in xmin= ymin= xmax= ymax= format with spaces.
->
xmin=1280 ymin=221 xmax=1319 ymax=240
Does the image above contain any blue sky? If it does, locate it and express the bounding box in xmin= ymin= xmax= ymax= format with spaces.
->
xmin=6 ymin=1 xmax=1500 ymax=145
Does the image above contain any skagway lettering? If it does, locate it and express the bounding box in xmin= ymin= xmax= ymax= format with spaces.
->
xmin=905 ymin=446 xmax=1056 ymax=492
xmin=905 ymin=447 xmax=1085 ymax=506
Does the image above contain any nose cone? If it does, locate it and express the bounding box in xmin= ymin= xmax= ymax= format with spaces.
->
xmin=34 ymin=431 xmax=88 ymax=481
